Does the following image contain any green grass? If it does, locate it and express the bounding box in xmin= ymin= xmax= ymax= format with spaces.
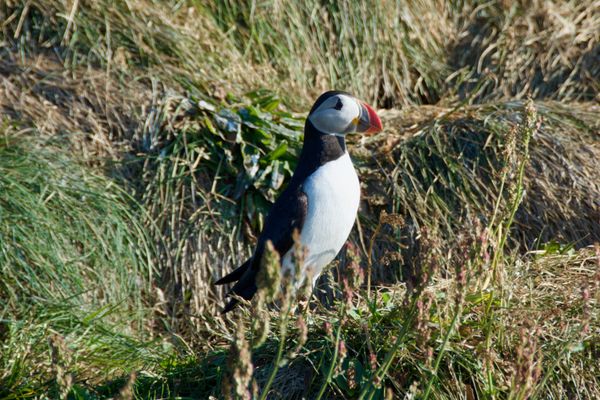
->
xmin=0 ymin=0 xmax=599 ymax=399
xmin=0 ymin=127 xmax=167 ymax=398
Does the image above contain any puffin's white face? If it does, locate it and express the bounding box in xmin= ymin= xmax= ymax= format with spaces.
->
xmin=308 ymin=93 xmax=382 ymax=136
xmin=308 ymin=94 xmax=361 ymax=136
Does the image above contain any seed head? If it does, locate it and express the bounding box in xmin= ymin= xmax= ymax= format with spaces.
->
xmin=323 ymin=321 xmax=333 ymax=339
xmin=334 ymin=340 xmax=348 ymax=377
xmin=288 ymin=314 xmax=308 ymax=359
xmin=511 ymin=324 xmax=542 ymax=399
xmin=117 ymin=372 xmax=137 ymax=400
xmin=224 ymin=318 xmax=254 ymax=399
xmin=251 ymin=308 xmax=270 ymax=348
xmin=347 ymin=362 xmax=357 ymax=390
xmin=379 ymin=210 xmax=404 ymax=227
xmin=369 ymin=351 xmax=378 ymax=372
xmin=48 ymin=334 xmax=73 ymax=400
xmin=257 ymin=240 xmax=281 ymax=303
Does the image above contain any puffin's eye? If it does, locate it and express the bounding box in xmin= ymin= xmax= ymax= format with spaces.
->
xmin=333 ymin=98 xmax=343 ymax=110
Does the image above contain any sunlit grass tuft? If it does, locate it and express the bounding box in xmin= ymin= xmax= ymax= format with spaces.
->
xmin=0 ymin=127 xmax=166 ymax=397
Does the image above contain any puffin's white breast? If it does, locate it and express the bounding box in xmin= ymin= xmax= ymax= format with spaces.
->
xmin=282 ymin=152 xmax=360 ymax=285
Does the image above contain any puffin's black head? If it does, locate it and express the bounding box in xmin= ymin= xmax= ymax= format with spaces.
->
xmin=307 ymin=91 xmax=383 ymax=137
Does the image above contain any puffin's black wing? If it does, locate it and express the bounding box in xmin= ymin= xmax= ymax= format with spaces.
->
xmin=218 ymin=186 xmax=308 ymax=313
xmin=259 ymin=185 xmax=309 ymax=260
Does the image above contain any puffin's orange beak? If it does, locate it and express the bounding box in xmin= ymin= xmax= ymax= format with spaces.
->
xmin=356 ymin=102 xmax=383 ymax=135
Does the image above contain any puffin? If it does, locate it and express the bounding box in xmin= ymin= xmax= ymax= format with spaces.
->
xmin=216 ymin=91 xmax=383 ymax=312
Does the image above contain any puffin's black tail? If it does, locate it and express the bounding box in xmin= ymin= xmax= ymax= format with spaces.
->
xmin=215 ymin=258 xmax=251 ymax=285
xmin=216 ymin=258 xmax=258 ymax=313
xmin=222 ymin=275 xmax=258 ymax=313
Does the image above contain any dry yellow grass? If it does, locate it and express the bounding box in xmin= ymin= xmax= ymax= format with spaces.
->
xmin=0 ymin=51 xmax=146 ymax=160
xmin=450 ymin=0 xmax=600 ymax=102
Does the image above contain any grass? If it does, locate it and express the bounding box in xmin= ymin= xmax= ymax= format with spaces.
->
xmin=0 ymin=0 xmax=599 ymax=399
xmin=203 ymin=0 xmax=452 ymax=107
xmin=449 ymin=0 xmax=600 ymax=103
xmin=357 ymin=100 xmax=600 ymax=284
xmin=0 ymin=126 xmax=167 ymax=398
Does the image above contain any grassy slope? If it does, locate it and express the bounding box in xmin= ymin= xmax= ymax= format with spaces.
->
xmin=0 ymin=1 xmax=599 ymax=399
